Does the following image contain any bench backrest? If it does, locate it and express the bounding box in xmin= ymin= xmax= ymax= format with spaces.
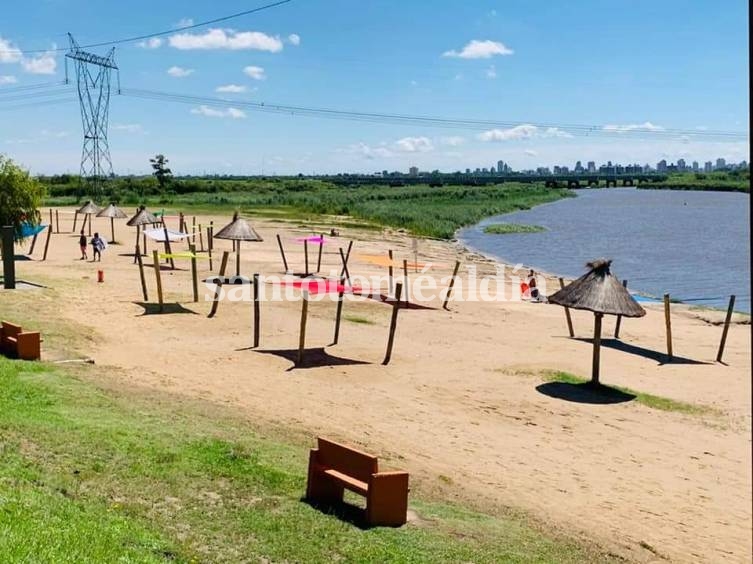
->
xmin=1 ymin=321 xmax=22 ymax=338
xmin=317 ymin=437 xmax=378 ymax=482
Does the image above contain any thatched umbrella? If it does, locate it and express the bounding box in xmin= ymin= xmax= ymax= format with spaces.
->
xmin=77 ymin=201 xmax=101 ymax=236
xmin=127 ymin=206 xmax=160 ymax=260
xmin=548 ymin=259 xmax=646 ymax=385
xmin=96 ymin=204 xmax=128 ymax=244
xmin=214 ymin=212 xmax=263 ymax=276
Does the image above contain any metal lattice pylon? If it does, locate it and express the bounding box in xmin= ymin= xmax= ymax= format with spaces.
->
xmin=66 ymin=33 xmax=119 ymax=198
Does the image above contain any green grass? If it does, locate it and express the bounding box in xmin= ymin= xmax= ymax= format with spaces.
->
xmin=483 ymin=223 xmax=546 ymax=235
xmin=343 ymin=314 xmax=375 ymax=325
xmin=544 ymin=371 xmax=711 ymax=414
xmin=638 ymin=170 xmax=749 ymax=193
xmin=0 ymin=358 xmax=610 ymax=563
xmin=42 ymin=178 xmax=572 ymax=240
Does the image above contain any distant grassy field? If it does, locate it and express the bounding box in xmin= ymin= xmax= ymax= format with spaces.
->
xmin=0 ymin=358 xmax=609 ymax=563
xmin=41 ymin=177 xmax=572 ymax=239
xmin=483 ymin=223 xmax=546 ymax=235
xmin=638 ymin=170 xmax=749 ymax=193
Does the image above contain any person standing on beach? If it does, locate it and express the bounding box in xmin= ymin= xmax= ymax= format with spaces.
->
xmin=91 ymin=232 xmax=105 ymax=262
xmin=79 ymin=229 xmax=88 ymax=260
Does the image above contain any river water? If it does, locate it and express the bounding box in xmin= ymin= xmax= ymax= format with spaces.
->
xmin=458 ymin=188 xmax=751 ymax=313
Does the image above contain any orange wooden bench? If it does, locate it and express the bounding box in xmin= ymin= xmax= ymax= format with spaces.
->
xmin=1 ymin=321 xmax=41 ymax=361
xmin=306 ymin=437 xmax=409 ymax=527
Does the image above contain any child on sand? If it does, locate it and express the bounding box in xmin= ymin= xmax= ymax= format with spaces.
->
xmin=91 ymin=232 xmax=105 ymax=262
xmin=79 ymin=230 xmax=88 ymax=260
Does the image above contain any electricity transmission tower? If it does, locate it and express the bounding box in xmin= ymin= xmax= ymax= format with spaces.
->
xmin=65 ymin=33 xmax=119 ymax=198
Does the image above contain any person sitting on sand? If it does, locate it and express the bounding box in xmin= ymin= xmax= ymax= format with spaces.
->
xmin=79 ymin=229 xmax=88 ymax=260
xmin=91 ymin=232 xmax=105 ymax=262
xmin=528 ymin=270 xmax=540 ymax=300
xmin=330 ymin=228 xmax=340 ymax=237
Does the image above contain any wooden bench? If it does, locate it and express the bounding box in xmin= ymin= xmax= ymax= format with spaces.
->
xmin=306 ymin=437 xmax=409 ymax=527
xmin=1 ymin=321 xmax=41 ymax=361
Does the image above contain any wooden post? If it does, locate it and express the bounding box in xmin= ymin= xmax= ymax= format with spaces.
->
xmin=143 ymin=230 xmax=148 ymax=256
xmin=49 ymin=209 xmax=53 ymax=230
xmin=591 ymin=313 xmax=603 ymax=385
xmin=136 ymin=244 xmax=148 ymax=301
xmin=338 ymin=248 xmax=351 ymax=288
xmin=276 ymin=234 xmax=289 ymax=273
xmin=162 ymin=225 xmax=175 ymax=270
xmin=559 ymin=277 xmax=575 ymax=338
xmin=402 ymin=259 xmax=409 ymax=304
xmin=304 ymin=239 xmax=309 ymax=276
xmin=199 ymin=224 xmax=205 ymax=252
xmin=207 ymin=226 xmax=214 ymax=271
xmin=382 ymin=283 xmax=403 ymax=365
xmin=72 ymin=211 xmax=78 ymax=233
xmin=110 ymin=217 xmax=116 ymax=244
xmin=235 ymin=240 xmax=241 ymax=276
xmin=208 ymin=221 xmax=213 ymax=250
xmin=297 ymin=290 xmax=310 ymax=366
xmin=87 ymin=214 xmax=92 ymax=236
xmin=252 ymin=273 xmax=261 ymax=348
xmin=152 ymin=250 xmax=164 ymax=313
xmin=179 ymin=212 xmax=185 ymax=234
xmin=388 ymin=249 xmax=394 ymax=295
xmin=192 ymin=216 xmax=196 ymax=244
xmin=133 ymin=225 xmax=140 ymax=264
xmin=208 ymin=251 xmax=230 ymax=318
xmin=42 ymin=226 xmax=53 ymax=261
xmin=189 ymin=244 xmax=199 ymax=303
xmin=339 ymin=240 xmax=353 ymax=280
xmin=55 ymin=209 xmax=60 ymax=233
xmin=333 ymin=275 xmax=345 ymax=345
xmin=716 ymin=295 xmax=735 ymax=363
xmin=316 ymin=233 xmax=324 ymax=273
xmin=442 ymin=260 xmax=461 ymax=310
xmin=664 ymin=293 xmax=673 ymax=359
xmin=28 ymin=233 xmax=39 ymax=256
xmin=614 ymin=280 xmax=628 ymax=338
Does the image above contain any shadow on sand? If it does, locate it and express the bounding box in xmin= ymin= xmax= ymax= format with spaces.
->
xmin=536 ymin=381 xmax=636 ymax=405
xmin=574 ymin=338 xmax=710 ymax=366
xmin=255 ymin=347 xmax=370 ymax=370
xmin=133 ymin=302 xmax=198 ymax=316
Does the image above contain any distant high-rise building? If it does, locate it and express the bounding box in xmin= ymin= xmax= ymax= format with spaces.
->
xmin=409 ymin=166 xmax=419 ymax=176
xmin=574 ymin=160 xmax=584 ymax=173
xmin=704 ymin=161 xmax=713 ymax=172
xmin=677 ymin=158 xmax=686 ymax=171
xmin=692 ymin=161 xmax=699 ymax=172
xmin=465 ymin=168 xmax=471 ymax=175
xmin=716 ymin=158 xmax=726 ymax=170
xmin=587 ymin=161 xmax=596 ymax=173
xmin=657 ymin=159 xmax=668 ymax=172
xmin=497 ymin=160 xmax=505 ymax=173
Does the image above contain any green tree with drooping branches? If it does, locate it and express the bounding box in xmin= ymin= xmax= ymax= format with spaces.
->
xmin=0 ymin=155 xmax=45 ymax=243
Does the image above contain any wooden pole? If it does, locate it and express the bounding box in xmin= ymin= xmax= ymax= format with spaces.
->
xmin=208 ymin=251 xmax=230 ymax=318
xmin=297 ymin=290 xmax=310 ymax=366
xmin=208 ymin=221 xmax=213 ymax=250
xmin=402 ymin=259 xmax=409 ymax=304
xmin=664 ymin=293 xmax=673 ymax=359
xmin=304 ymin=239 xmax=309 ymax=276
xmin=276 ymin=234 xmax=289 ymax=273
xmin=253 ymin=273 xmax=260 ymax=348
xmin=235 ymin=240 xmax=241 ymax=276
xmin=143 ymin=230 xmax=148 ymax=256
xmin=614 ymin=280 xmax=628 ymax=338
xmin=136 ymin=244 xmax=148 ymax=301
xmin=591 ymin=313 xmax=603 ymax=385
xmin=192 ymin=216 xmax=196 ymax=244
xmin=55 ymin=209 xmax=60 ymax=233
xmin=133 ymin=225 xmax=140 ymax=264
xmin=338 ymin=248 xmax=351 ymax=288
xmin=28 ymin=233 xmax=39 ymax=256
xmin=382 ymin=283 xmax=403 ymax=365
xmin=152 ymin=250 xmax=164 ymax=313
xmin=49 ymin=209 xmax=53 ymax=230
xmin=716 ymin=295 xmax=735 ymax=363
xmin=87 ymin=214 xmax=92 ymax=236
xmin=333 ymin=274 xmax=345 ymax=345
xmin=442 ymin=260 xmax=461 ymax=310
xmin=72 ymin=211 xmax=78 ymax=233
xmin=110 ymin=217 xmax=116 ymax=244
xmin=199 ymin=224 xmax=205 ymax=252
xmin=189 ymin=244 xmax=199 ymax=302
xmin=388 ymin=249 xmax=394 ymax=295
xmin=162 ymin=225 xmax=175 ymax=270
xmin=316 ymin=233 xmax=324 ymax=273
xmin=559 ymin=277 xmax=575 ymax=338
xmin=339 ymin=240 xmax=353 ymax=281
xmin=42 ymin=226 xmax=52 ymax=261
xmin=207 ymin=226 xmax=214 ymax=271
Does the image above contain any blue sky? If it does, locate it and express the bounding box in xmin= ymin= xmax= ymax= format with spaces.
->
xmin=1 ymin=0 xmax=749 ymax=175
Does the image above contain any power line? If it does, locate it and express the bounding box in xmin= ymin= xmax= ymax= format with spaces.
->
xmin=118 ymin=88 xmax=750 ymax=140
xmin=1 ymin=0 xmax=293 ymax=55
xmin=0 ymin=81 xmax=67 ymax=94
xmin=0 ymin=97 xmax=77 ymax=112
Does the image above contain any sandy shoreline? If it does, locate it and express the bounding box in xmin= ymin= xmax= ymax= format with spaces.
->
xmin=3 ymin=207 xmax=751 ymax=563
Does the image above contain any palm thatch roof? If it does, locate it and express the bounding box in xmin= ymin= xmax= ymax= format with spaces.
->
xmin=548 ymin=259 xmax=646 ymax=317
xmin=126 ymin=206 xmax=159 ymax=227
xmin=77 ymin=201 xmax=101 ymax=215
xmin=214 ymin=212 xmax=263 ymax=242
xmin=96 ymin=203 xmax=128 ymax=219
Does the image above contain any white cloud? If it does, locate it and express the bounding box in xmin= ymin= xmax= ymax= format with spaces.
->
xmin=216 ymin=84 xmax=247 ymax=93
xmin=602 ymin=121 xmax=664 ymax=133
xmin=524 ymin=149 xmax=538 ymax=156
xmin=486 ymin=65 xmax=497 ymax=79
xmin=21 ymin=49 xmax=57 ymax=75
xmin=410 ymin=80 xmax=418 ymax=86
xmin=169 ymin=29 xmax=283 ymax=52
xmin=167 ymin=66 xmax=194 ymax=77
xmin=395 ymin=136 xmax=434 ymax=152
xmin=190 ymin=105 xmax=247 ymax=119
xmin=138 ymin=38 xmax=162 ymax=49
xmin=288 ymin=33 xmax=301 ymax=46
xmin=0 ymin=75 xmax=18 ymax=84
xmin=0 ymin=36 xmax=22 ymax=63
xmin=440 ymin=136 xmax=466 ymax=147
xmin=443 ymin=39 xmax=513 ymax=59
xmin=176 ymin=18 xmax=194 ymax=28
xmin=112 ymin=123 xmax=144 ymax=133
xmin=477 ymin=125 xmax=572 ymax=141
xmin=346 ymin=142 xmax=394 ymax=160
xmin=40 ymin=129 xmax=68 ymax=138
xmin=243 ymin=66 xmax=266 ymax=80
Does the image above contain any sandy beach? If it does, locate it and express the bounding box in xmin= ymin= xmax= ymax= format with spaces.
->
xmin=4 ymin=208 xmax=751 ymax=563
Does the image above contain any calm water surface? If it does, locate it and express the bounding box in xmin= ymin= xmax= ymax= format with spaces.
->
xmin=458 ymin=188 xmax=750 ymax=313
